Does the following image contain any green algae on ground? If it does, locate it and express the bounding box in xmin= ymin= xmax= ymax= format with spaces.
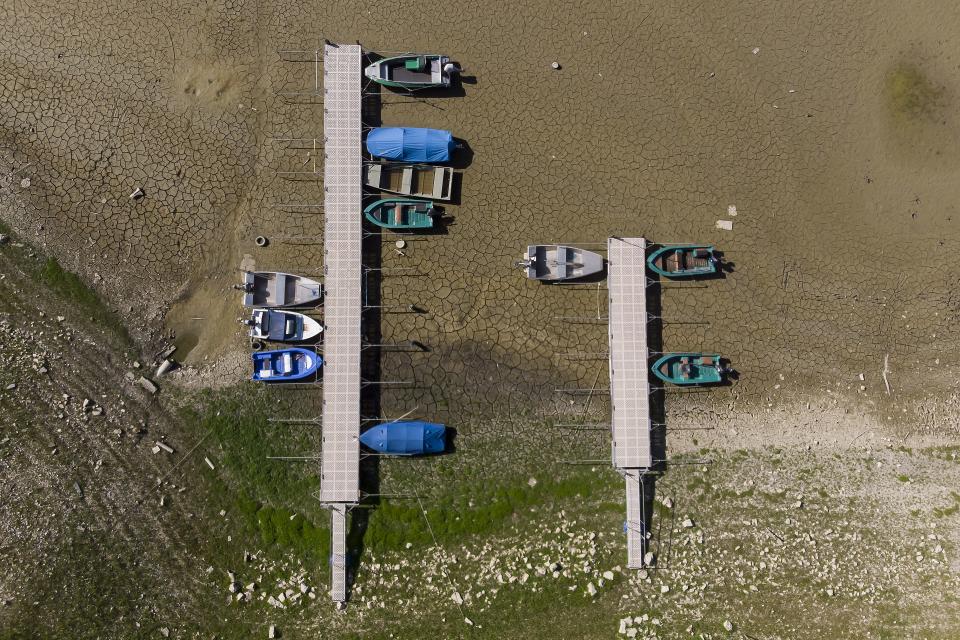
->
xmin=886 ymin=63 xmax=943 ymax=120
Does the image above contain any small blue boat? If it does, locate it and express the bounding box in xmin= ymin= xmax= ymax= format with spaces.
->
xmin=366 ymin=127 xmax=456 ymax=163
xmin=251 ymin=347 xmax=321 ymax=382
xmin=359 ymin=420 xmax=447 ymax=456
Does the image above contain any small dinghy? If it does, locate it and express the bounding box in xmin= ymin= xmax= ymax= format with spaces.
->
xmin=518 ymin=245 xmax=604 ymax=281
xmin=364 ymin=54 xmax=457 ymax=89
xmin=364 ymin=199 xmax=435 ymax=230
xmin=366 ymin=127 xmax=457 ymax=163
xmin=251 ymin=347 xmax=321 ymax=382
xmin=244 ymin=309 xmax=323 ymax=343
xmin=651 ymin=353 xmax=724 ymax=385
xmin=240 ymin=271 xmax=322 ymax=308
xmin=647 ymin=245 xmax=719 ymax=278
xmin=365 ymin=163 xmax=453 ymax=200
xmin=359 ymin=420 xmax=447 ymax=456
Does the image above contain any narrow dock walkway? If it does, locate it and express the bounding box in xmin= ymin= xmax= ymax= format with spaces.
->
xmin=320 ymin=42 xmax=363 ymax=603
xmin=607 ymin=236 xmax=652 ymax=568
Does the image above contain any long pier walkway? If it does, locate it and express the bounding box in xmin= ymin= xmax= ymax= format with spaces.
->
xmin=606 ymin=236 xmax=652 ymax=568
xmin=320 ymin=42 xmax=363 ymax=603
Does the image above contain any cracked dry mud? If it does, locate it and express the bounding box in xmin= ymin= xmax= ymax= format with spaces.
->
xmin=2 ymin=0 xmax=960 ymax=638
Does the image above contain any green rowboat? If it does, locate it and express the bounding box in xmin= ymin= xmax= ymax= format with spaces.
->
xmin=651 ymin=353 xmax=724 ymax=385
xmin=364 ymin=199 xmax=435 ymax=230
xmin=364 ymin=54 xmax=456 ymax=89
xmin=647 ymin=244 xmax=718 ymax=278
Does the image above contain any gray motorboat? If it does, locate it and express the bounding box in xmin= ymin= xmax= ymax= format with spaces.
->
xmin=518 ymin=245 xmax=604 ymax=282
xmin=239 ymin=271 xmax=323 ymax=308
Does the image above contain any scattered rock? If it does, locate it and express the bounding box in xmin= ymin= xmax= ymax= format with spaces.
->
xmin=603 ymin=570 xmax=615 ymax=580
xmin=660 ymin=584 xmax=670 ymax=594
xmin=137 ymin=376 xmax=158 ymax=394
xmin=586 ymin=581 xmax=597 ymax=596
xmin=464 ymin=617 xmax=474 ymax=626
xmin=662 ymin=496 xmax=673 ymax=509
xmin=451 ymin=591 xmax=463 ymax=605
xmin=19 ymin=177 xmax=30 ymax=188
xmin=682 ymin=517 xmax=695 ymax=529
xmin=723 ymin=620 xmax=734 ymax=632
xmin=268 ymin=624 xmax=279 ymax=639
xmin=644 ymin=551 xmax=656 ymax=567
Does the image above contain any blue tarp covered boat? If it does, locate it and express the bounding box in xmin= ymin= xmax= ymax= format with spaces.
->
xmin=359 ymin=420 xmax=447 ymax=455
xmin=251 ymin=347 xmax=321 ymax=382
xmin=366 ymin=127 xmax=456 ymax=163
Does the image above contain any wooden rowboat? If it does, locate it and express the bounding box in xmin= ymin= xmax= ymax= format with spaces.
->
xmin=651 ymin=353 xmax=724 ymax=385
xmin=646 ymin=245 xmax=718 ymax=278
xmin=363 ymin=199 xmax=435 ymax=230
xmin=365 ymin=162 xmax=453 ymax=201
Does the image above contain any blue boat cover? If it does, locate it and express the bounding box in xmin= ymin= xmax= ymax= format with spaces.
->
xmin=359 ymin=420 xmax=447 ymax=455
xmin=366 ymin=127 xmax=455 ymax=162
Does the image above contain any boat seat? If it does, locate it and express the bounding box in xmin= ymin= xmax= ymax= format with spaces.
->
xmin=401 ymin=167 xmax=413 ymax=194
xmin=701 ymin=356 xmax=715 ymax=366
xmin=281 ymin=353 xmax=294 ymax=374
xmin=392 ymin=205 xmax=403 ymax=225
xmin=285 ymin=318 xmax=297 ymax=337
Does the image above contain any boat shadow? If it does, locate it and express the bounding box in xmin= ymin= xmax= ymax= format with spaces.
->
xmin=451 ymin=139 xmax=474 ymax=170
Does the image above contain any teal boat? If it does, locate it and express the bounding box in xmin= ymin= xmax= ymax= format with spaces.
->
xmin=647 ymin=245 xmax=718 ymax=278
xmin=364 ymin=54 xmax=457 ymax=89
xmin=652 ymin=353 xmax=724 ymax=385
xmin=363 ymin=199 xmax=435 ymax=230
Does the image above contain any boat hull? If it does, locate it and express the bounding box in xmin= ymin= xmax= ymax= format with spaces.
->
xmin=241 ymin=271 xmax=323 ymax=308
xmin=359 ymin=420 xmax=447 ymax=455
xmin=363 ymin=199 xmax=435 ymax=230
xmin=522 ymin=245 xmax=604 ymax=281
xmin=651 ymin=353 xmax=723 ymax=385
xmin=248 ymin=309 xmax=323 ymax=342
xmin=363 ymin=54 xmax=452 ymax=89
xmin=251 ymin=347 xmax=322 ymax=382
xmin=365 ymin=163 xmax=453 ymax=201
xmin=647 ymin=245 xmax=718 ymax=278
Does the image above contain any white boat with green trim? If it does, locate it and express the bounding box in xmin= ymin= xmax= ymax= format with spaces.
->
xmin=364 ymin=54 xmax=457 ymax=89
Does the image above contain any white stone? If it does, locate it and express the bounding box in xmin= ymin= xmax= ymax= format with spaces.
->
xmin=681 ymin=517 xmax=695 ymax=528
xmin=660 ymin=584 xmax=670 ymax=594
xmin=603 ymin=570 xmax=615 ymax=580
xmin=586 ymin=582 xmax=597 ymax=596
xmin=451 ymin=591 xmax=463 ymax=605
xmin=268 ymin=625 xmax=278 ymax=639
xmin=724 ymin=620 xmax=734 ymax=632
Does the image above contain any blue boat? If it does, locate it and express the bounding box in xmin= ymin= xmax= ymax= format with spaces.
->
xmin=251 ymin=347 xmax=321 ymax=382
xmin=359 ymin=420 xmax=447 ymax=456
xmin=366 ymin=127 xmax=456 ymax=163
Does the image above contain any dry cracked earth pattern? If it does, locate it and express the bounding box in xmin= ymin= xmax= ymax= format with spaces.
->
xmin=2 ymin=0 xmax=960 ymax=638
